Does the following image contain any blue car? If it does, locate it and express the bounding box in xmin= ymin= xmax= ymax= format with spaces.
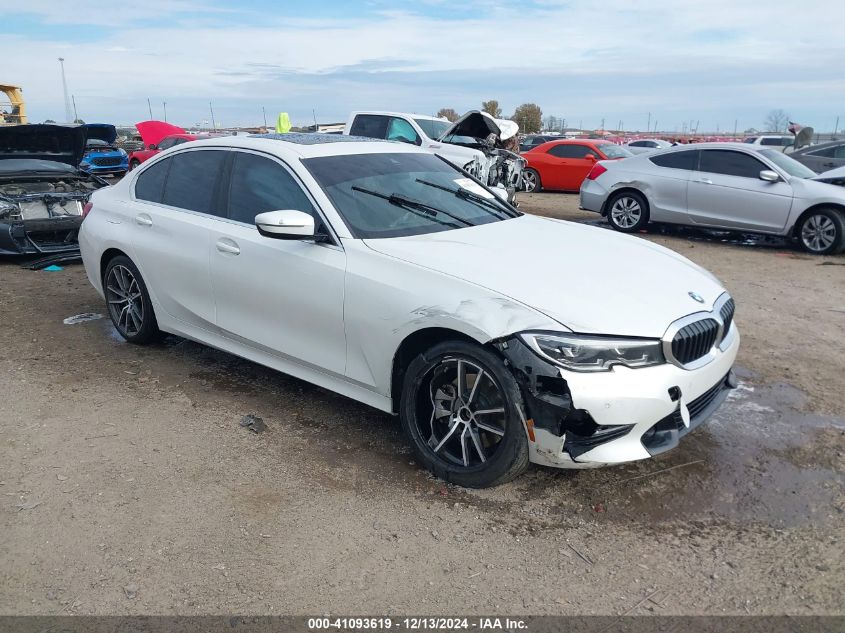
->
xmin=79 ymin=123 xmax=128 ymax=177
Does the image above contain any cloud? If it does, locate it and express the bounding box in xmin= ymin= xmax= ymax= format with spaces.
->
xmin=2 ymin=0 xmax=843 ymax=130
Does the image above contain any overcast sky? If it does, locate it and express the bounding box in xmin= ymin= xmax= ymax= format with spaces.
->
xmin=3 ymin=0 xmax=843 ymax=132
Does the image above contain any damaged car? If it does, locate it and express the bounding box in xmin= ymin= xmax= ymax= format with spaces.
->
xmin=79 ymin=134 xmax=738 ymax=488
xmin=79 ymin=123 xmax=129 ymax=177
xmin=0 ymin=124 xmax=107 ymax=256
xmin=345 ymin=110 xmax=525 ymax=202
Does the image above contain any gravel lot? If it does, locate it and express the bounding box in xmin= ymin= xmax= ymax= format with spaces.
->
xmin=1 ymin=193 xmax=843 ymax=616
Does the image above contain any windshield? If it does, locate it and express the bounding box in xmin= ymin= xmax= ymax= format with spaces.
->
xmin=759 ymin=149 xmax=817 ymax=179
xmin=598 ymin=144 xmax=634 ymax=159
xmin=86 ymin=139 xmax=110 ymax=147
xmin=304 ymin=152 xmax=518 ymax=239
xmin=413 ymin=118 xmax=452 ymax=140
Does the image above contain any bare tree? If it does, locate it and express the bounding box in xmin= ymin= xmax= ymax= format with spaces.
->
xmin=481 ymin=100 xmax=502 ymax=118
xmin=764 ymin=109 xmax=790 ymax=133
xmin=511 ymin=103 xmax=543 ymax=133
xmin=436 ymin=108 xmax=459 ymax=122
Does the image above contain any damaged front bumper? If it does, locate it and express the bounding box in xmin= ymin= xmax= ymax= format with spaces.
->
xmin=0 ymin=217 xmax=83 ymax=255
xmin=496 ymin=328 xmax=739 ymax=468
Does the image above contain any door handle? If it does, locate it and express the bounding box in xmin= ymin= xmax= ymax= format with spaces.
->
xmin=697 ymin=177 xmax=713 ymax=184
xmin=215 ymin=239 xmax=240 ymax=255
xmin=135 ymin=214 xmax=153 ymax=226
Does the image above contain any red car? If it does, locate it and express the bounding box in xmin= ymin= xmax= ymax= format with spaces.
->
xmin=127 ymin=120 xmax=196 ymax=171
xmin=522 ymin=139 xmax=633 ymax=192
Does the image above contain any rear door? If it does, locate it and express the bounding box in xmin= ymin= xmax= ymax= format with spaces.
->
xmin=209 ymin=150 xmax=347 ymax=375
xmin=129 ymin=149 xmax=227 ymax=330
xmin=686 ymin=149 xmax=793 ymax=232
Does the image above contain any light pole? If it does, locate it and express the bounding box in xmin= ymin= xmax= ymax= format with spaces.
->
xmin=163 ymin=101 xmax=167 ymax=122
xmin=58 ymin=58 xmax=72 ymax=123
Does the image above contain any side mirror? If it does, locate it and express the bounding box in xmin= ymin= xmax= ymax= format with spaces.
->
xmin=759 ymin=170 xmax=780 ymax=182
xmin=584 ymin=153 xmax=597 ymax=161
xmin=148 ymin=143 xmax=157 ymax=150
xmin=255 ymin=210 xmax=315 ymax=240
xmin=491 ymin=187 xmax=508 ymax=201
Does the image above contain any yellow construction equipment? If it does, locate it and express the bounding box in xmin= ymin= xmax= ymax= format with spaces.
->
xmin=0 ymin=84 xmax=27 ymax=125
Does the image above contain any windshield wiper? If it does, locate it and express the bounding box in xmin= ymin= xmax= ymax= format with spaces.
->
xmin=415 ymin=178 xmax=516 ymax=219
xmin=351 ymin=186 xmax=474 ymax=228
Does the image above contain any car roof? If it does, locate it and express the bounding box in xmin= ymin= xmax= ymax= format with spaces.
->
xmin=181 ymin=133 xmax=424 ymax=159
xmin=349 ymin=111 xmax=446 ymax=122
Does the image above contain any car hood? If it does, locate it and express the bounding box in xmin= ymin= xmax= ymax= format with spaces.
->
xmin=82 ymin=123 xmax=117 ymax=144
xmin=136 ymin=120 xmax=187 ymax=147
xmin=362 ymin=215 xmax=726 ymax=338
xmin=813 ymin=165 xmax=845 ymax=180
xmin=438 ymin=110 xmax=518 ymax=142
xmin=0 ymin=124 xmax=86 ymax=167
xmin=791 ymin=175 xmax=845 ymax=198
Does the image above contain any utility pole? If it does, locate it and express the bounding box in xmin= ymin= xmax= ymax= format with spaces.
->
xmin=163 ymin=101 xmax=167 ymax=122
xmin=147 ymin=98 xmax=153 ymax=120
xmin=312 ymin=109 xmax=318 ymax=129
xmin=262 ymin=106 xmax=267 ymax=128
xmin=733 ymin=119 xmax=738 ymax=140
xmin=834 ymin=116 xmax=840 ymax=137
xmin=58 ymin=58 xmax=72 ymax=123
xmin=647 ymin=112 xmax=651 ymax=134
xmin=71 ymin=95 xmax=79 ymax=123
xmin=209 ymin=102 xmax=216 ymax=129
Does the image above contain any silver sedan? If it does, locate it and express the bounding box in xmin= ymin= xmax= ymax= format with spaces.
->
xmin=580 ymin=142 xmax=845 ymax=255
xmin=625 ymin=138 xmax=673 ymax=154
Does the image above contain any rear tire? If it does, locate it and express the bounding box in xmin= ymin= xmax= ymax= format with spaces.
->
xmin=607 ymin=190 xmax=649 ymax=232
xmin=522 ymin=169 xmax=541 ymax=193
xmin=399 ymin=340 xmax=530 ymax=488
xmin=103 ymin=256 xmax=162 ymax=344
xmin=796 ymin=208 xmax=845 ymax=255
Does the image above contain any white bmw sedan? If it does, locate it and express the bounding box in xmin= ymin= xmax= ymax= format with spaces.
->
xmin=80 ymin=134 xmax=739 ymax=487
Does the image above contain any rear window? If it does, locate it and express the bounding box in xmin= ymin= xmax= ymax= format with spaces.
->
xmin=649 ymin=150 xmax=698 ymax=170
xmin=134 ymin=159 xmax=169 ymax=203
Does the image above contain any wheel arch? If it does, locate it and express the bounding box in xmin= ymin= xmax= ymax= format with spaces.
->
xmin=390 ymin=327 xmax=486 ymax=414
xmin=602 ymin=186 xmax=650 ymax=217
xmin=790 ymin=203 xmax=845 ymax=237
xmin=100 ymin=247 xmax=131 ymax=283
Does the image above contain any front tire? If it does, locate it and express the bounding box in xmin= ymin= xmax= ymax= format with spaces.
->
xmin=796 ymin=208 xmax=845 ymax=255
xmin=103 ymin=256 xmax=162 ymax=344
xmin=128 ymin=159 xmax=140 ymax=171
xmin=522 ymin=168 xmax=541 ymax=192
xmin=399 ymin=340 xmax=529 ymax=488
xmin=607 ymin=190 xmax=649 ymax=232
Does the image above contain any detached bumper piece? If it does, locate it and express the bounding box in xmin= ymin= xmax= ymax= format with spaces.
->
xmin=641 ymin=371 xmax=736 ymax=456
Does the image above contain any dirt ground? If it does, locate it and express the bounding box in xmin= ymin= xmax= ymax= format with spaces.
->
xmin=1 ymin=193 xmax=843 ymax=616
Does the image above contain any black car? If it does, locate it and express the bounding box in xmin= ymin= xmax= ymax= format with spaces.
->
xmin=791 ymin=140 xmax=845 ymax=174
xmin=0 ymin=125 xmax=107 ymax=256
xmin=518 ymin=134 xmax=564 ymax=153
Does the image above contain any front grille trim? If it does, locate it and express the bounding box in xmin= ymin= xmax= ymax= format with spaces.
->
xmin=662 ymin=293 xmax=735 ymax=370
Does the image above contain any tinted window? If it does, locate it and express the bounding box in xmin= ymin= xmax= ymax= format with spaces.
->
xmin=161 ymin=150 xmax=226 ymax=214
xmin=650 ymin=150 xmax=698 ymax=170
xmin=349 ymin=115 xmax=390 ymax=139
xmin=227 ymin=152 xmax=316 ymax=224
xmin=808 ymin=146 xmax=835 ymax=158
xmin=629 ymin=140 xmax=647 ymax=147
xmin=548 ymin=144 xmax=594 ymax=158
xmin=158 ymin=137 xmax=177 ymax=150
xmin=386 ymin=118 xmax=420 ymax=145
xmin=698 ymin=150 xmax=767 ymax=178
xmin=134 ymin=158 xmax=170 ymax=203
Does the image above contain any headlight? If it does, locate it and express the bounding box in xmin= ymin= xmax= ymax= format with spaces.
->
xmin=118 ymin=148 xmax=127 ymax=156
xmin=520 ymin=332 xmax=665 ymax=372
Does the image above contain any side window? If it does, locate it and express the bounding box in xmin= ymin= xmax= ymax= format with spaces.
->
xmin=227 ymin=152 xmax=316 ymax=225
xmin=650 ymin=150 xmax=698 ymax=170
xmin=548 ymin=144 xmax=592 ymax=158
xmin=386 ymin=118 xmax=421 ymax=145
xmin=134 ymin=158 xmax=170 ymax=203
xmin=630 ymin=141 xmax=646 ymax=147
xmin=161 ymin=150 xmax=227 ymax=215
xmin=808 ymin=147 xmax=835 ymax=158
xmin=698 ymin=150 xmax=766 ymax=178
xmin=761 ymin=138 xmax=783 ymax=146
xmin=835 ymin=146 xmax=845 ymax=159
xmin=349 ymin=115 xmax=390 ymax=139
xmin=157 ymin=137 xmax=176 ymax=150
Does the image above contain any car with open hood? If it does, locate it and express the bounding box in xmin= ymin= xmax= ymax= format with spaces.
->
xmin=127 ymin=120 xmax=196 ymax=170
xmin=79 ymin=123 xmax=128 ymax=177
xmin=79 ymin=133 xmax=739 ymax=487
xmin=0 ymin=124 xmax=107 ymax=257
xmin=344 ymin=110 xmax=525 ymax=202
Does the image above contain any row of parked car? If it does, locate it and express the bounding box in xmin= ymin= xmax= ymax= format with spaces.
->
xmin=516 ymin=135 xmax=845 ymax=255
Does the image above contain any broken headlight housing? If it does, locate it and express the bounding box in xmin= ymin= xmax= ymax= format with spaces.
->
xmin=520 ymin=332 xmax=665 ymax=373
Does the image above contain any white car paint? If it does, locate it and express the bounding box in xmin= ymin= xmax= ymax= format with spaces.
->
xmin=80 ymin=134 xmax=739 ymax=470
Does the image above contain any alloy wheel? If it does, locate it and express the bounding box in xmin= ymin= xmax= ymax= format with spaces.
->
xmin=610 ymin=196 xmax=642 ymax=228
xmin=801 ymin=214 xmax=837 ymax=253
xmin=106 ymin=264 xmax=145 ymax=337
xmin=419 ymin=357 xmax=507 ymax=468
xmin=522 ymin=171 xmax=537 ymax=192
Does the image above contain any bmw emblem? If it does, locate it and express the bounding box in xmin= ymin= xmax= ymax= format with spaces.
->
xmin=688 ymin=292 xmax=705 ymax=304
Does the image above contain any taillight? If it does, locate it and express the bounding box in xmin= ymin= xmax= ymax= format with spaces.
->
xmin=82 ymin=202 xmax=93 ymax=220
xmin=586 ymin=163 xmax=607 ymax=180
